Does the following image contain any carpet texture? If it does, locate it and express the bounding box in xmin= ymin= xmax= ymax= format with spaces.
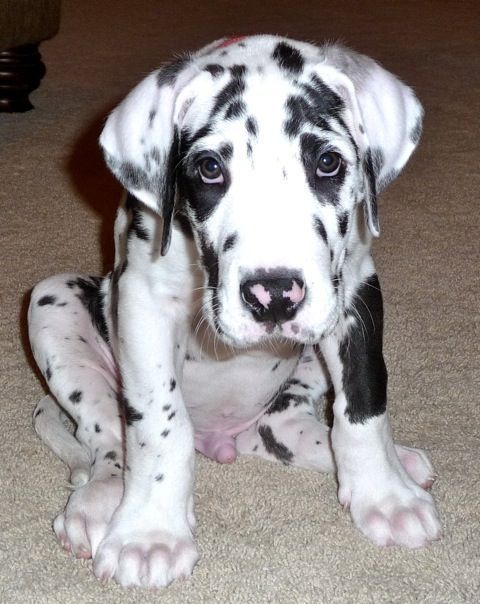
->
xmin=1 ymin=1 xmax=479 ymax=602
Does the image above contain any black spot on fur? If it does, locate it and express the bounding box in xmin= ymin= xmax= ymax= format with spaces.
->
xmin=161 ymin=429 xmax=170 ymax=438
xmin=225 ymin=99 xmax=246 ymax=120
xmin=223 ymin=233 xmax=238 ymax=252
xmin=78 ymin=335 xmax=87 ymax=343
xmin=38 ymin=295 xmax=57 ymax=306
xmin=271 ymin=361 xmax=281 ymax=372
xmin=340 ymin=274 xmax=387 ymax=423
xmin=338 ymin=212 xmax=349 ymax=237
xmin=272 ymin=42 xmax=304 ymax=74
xmin=105 ymin=451 xmax=117 ymax=461
xmin=245 ymin=116 xmax=258 ymax=137
xmin=45 ymin=360 xmax=52 ymax=381
xmin=258 ymin=425 xmax=293 ymax=463
xmin=314 ymin=217 xmax=328 ymax=245
xmin=169 ymin=378 xmax=176 ymax=392
xmin=266 ymin=389 xmax=291 ymax=414
xmin=167 ymin=411 xmax=176 ymax=421
xmin=67 ymin=277 xmax=108 ymax=341
xmin=95 ymin=424 xmax=101 ymax=433
xmin=204 ymin=63 xmax=224 ymax=78
xmin=155 ymin=473 xmax=164 ymax=482
xmin=123 ymin=398 xmax=143 ymax=425
xmin=69 ymin=390 xmax=82 ymax=404
xmin=218 ymin=142 xmax=233 ymax=161
xmin=162 ymin=404 xmax=171 ymax=412
xmin=157 ymin=55 xmax=190 ymax=88
xmin=210 ymin=66 xmax=246 ymax=118
xmin=148 ymin=109 xmax=157 ymax=127
xmin=126 ymin=192 xmax=150 ymax=241
xmin=56 ymin=301 xmax=67 ymax=307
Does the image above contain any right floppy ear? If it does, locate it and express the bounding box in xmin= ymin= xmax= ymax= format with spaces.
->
xmin=100 ymin=57 xmax=191 ymax=255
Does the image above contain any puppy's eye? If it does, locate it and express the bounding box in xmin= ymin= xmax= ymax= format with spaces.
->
xmin=198 ymin=157 xmax=224 ymax=184
xmin=316 ymin=152 xmax=342 ymax=177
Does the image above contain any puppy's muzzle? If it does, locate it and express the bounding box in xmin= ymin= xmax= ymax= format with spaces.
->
xmin=240 ymin=270 xmax=306 ymax=324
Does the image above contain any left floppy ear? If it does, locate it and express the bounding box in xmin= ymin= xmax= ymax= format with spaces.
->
xmin=100 ymin=57 xmax=195 ymax=255
xmin=320 ymin=46 xmax=424 ymax=236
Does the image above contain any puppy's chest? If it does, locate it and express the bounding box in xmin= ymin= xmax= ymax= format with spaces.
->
xmin=181 ymin=343 xmax=298 ymax=435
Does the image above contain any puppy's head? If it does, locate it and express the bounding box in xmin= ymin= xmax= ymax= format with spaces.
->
xmin=101 ymin=36 xmax=423 ymax=347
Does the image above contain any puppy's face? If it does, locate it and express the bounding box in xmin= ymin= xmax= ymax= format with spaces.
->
xmin=177 ymin=62 xmax=364 ymax=348
xmin=101 ymin=36 xmax=423 ymax=349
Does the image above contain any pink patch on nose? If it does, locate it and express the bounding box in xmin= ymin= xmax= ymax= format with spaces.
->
xmin=282 ymin=280 xmax=305 ymax=305
xmin=249 ymin=284 xmax=272 ymax=309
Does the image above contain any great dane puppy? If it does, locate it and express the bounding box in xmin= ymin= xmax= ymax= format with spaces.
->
xmin=28 ymin=35 xmax=441 ymax=588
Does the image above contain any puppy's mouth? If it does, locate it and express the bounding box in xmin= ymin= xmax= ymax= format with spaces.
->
xmin=214 ymin=312 xmax=339 ymax=348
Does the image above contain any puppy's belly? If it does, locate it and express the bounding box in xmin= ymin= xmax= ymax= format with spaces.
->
xmin=182 ymin=352 xmax=297 ymax=437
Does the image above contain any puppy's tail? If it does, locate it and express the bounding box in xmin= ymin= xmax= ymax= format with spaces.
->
xmin=33 ymin=395 xmax=91 ymax=487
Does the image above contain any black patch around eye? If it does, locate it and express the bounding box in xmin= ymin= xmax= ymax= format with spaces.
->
xmin=178 ymin=151 xmax=230 ymax=223
xmin=180 ymin=125 xmax=212 ymax=158
xmin=272 ymin=42 xmax=304 ymax=74
xmin=223 ymin=233 xmax=238 ymax=252
xmin=338 ymin=212 xmax=349 ymax=237
xmin=38 ymin=295 xmax=57 ymax=306
xmin=300 ymin=133 xmax=345 ymax=204
xmin=313 ymin=217 xmax=328 ymax=245
xmin=245 ymin=116 xmax=258 ymax=137
xmin=225 ymin=99 xmax=246 ymax=120
xmin=204 ymin=63 xmax=224 ymax=78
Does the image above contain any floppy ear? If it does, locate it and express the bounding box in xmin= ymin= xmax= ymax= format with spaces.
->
xmin=99 ymin=58 xmax=191 ymax=255
xmin=321 ymin=46 xmax=424 ymax=236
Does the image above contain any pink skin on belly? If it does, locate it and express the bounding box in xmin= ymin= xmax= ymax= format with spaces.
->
xmin=194 ymin=407 xmax=267 ymax=464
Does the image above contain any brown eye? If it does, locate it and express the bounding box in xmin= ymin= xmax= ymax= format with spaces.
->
xmin=316 ymin=152 xmax=342 ymax=177
xmin=198 ymin=157 xmax=224 ymax=183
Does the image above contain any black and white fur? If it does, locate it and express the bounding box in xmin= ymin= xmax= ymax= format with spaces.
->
xmin=28 ymin=36 xmax=440 ymax=588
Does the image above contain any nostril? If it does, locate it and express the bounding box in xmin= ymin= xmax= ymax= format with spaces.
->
xmin=240 ymin=272 xmax=306 ymax=323
xmin=243 ymin=282 xmax=272 ymax=309
xmin=282 ymin=278 xmax=305 ymax=305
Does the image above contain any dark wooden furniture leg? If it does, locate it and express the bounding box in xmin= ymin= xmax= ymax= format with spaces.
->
xmin=0 ymin=44 xmax=46 ymax=112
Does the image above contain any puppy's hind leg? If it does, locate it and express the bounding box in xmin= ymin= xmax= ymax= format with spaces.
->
xmin=33 ymin=395 xmax=91 ymax=487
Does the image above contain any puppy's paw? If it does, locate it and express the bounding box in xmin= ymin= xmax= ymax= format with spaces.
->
xmin=345 ymin=476 xmax=441 ymax=548
xmin=93 ymin=526 xmax=199 ymax=587
xmin=54 ymin=475 xmax=123 ymax=559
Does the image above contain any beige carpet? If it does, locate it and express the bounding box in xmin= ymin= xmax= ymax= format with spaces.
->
xmin=1 ymin=1 xmax=479 ymax=602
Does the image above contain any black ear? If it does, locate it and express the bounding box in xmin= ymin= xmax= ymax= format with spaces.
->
xmin=363 ymin=149 xmax=380 ymax=237
xmin=160 ymin=128 xmax=181 ymax=256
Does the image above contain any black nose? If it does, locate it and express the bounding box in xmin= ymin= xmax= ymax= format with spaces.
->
xmin=240 ymin=271 xmax=306 ymax=324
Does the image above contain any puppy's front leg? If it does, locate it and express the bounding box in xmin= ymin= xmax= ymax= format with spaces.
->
xmin=320 ymin=273 xmax=441 ymax=548
xmin=94 ymin=275 xmax=198 ymax=588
